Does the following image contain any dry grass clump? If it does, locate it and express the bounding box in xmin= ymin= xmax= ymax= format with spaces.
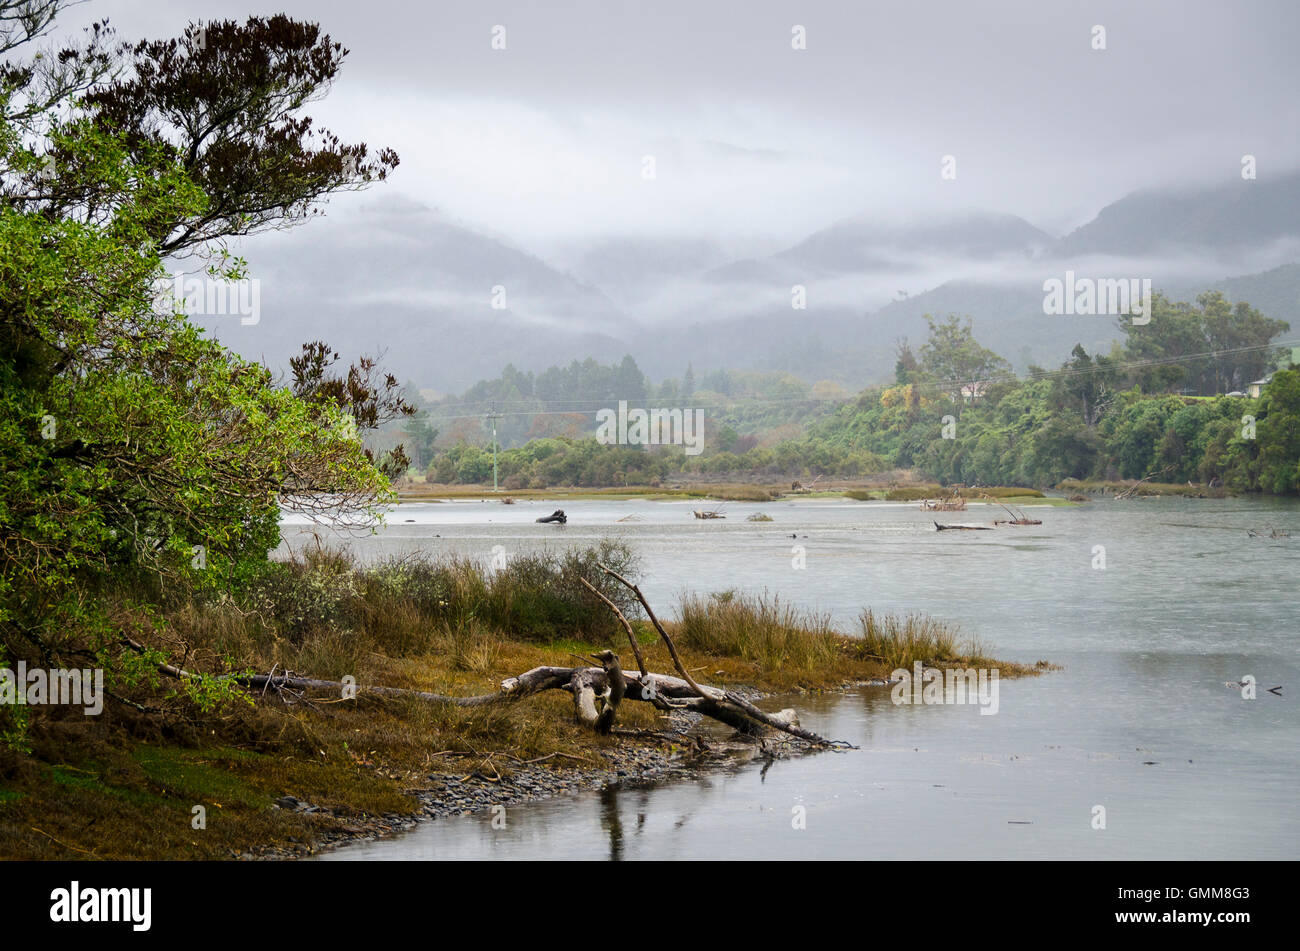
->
xmin=675 ymin=591 xmax=841 ymax=674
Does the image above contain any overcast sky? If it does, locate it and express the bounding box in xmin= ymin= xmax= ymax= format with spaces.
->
xmin=54 ymin=0 xmax=1300 ymax=250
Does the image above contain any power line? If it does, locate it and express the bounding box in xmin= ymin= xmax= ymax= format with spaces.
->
xmin=417 ymin=337 xmax=1297 ymax=422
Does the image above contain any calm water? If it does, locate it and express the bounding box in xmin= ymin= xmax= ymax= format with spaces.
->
xmin=292 ymin=495 xmax=1300 ymax=860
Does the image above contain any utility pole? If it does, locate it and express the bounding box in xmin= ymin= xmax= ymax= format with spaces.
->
xmin=485 ymin=409 xmax=503 ymax=491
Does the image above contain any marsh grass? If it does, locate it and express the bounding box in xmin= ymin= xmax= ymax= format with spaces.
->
xmin=856 ymin=610 xmax=963 ymax=668
xmin=675 ymin=591 xmax=841 ymax=673
xmin=671 ymin=591 xmax=1044 ymax=682
xmin=431 ymin=618 xmax=500 ymax=673
xmin=682 ymin=484 xmax=779 ymax=501
xmin=855 ymin=609 xmax=1048 ymax=676
xmin=0 ymin=537 xmax=1048 ymax=860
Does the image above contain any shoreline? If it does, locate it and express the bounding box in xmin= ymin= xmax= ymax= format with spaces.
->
xmin=0 ymin=534 xmax=1049 ymax=861
xmin=261 ymin=682 xmax=838 ymax=861
xmin=391 ymin=481 xmax=1246 ymax=504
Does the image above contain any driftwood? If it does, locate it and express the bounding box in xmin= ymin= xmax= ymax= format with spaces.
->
xmin=1115 ymin=467 xmax=1173 ymax=500
xmin=536 ymin=509 xmax=567 ymax=524
xmin=572 ymin=651 xmax=623 ymax=733
xmin=120 ymin=571 xmax=855 ymax=750
xmin=693 ymin=509 xmax=725 ymax=519
xmin=578 ymin=576 xmax=648 ymax=680
xmin=992 ymin=501 xmax=1041 ymax=526
xmin=934 ymin=521 xmax=992 ymax=531
xmin=133 ymin=654 xmax=844 ymax=747
xmin=593 ymin=562 xmax=851 ymax=747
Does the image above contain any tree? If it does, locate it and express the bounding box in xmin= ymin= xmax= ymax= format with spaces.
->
xmin=0 ymin=3 xmax=401 ymax=744
xmin=404 ymin=411 xmax=440 ymax=472
xmin=894 ymin=338 xmax=920 ymax=385
xmin=81 ymin=16 xmax=398 ymax=255
xmin=919 ymin=315 xmax=1012 ymax=413
xmin=288 ymin=341 xmax=414 ymax=479
xmin=702 ymin=368 xmax=732 ymax=396
xmin=1051 ymin=344 xmax=1118 ymax=427
xmin=1257 ymin=370 xmax=1300 ymax=493
xmin=1199 ymin=292 xmax=1289 ymax=394
xmin=1117 ymin=291 xmax=1288 ymax=396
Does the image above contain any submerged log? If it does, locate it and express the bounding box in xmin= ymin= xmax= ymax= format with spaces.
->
xmin=536 ymin=509 xmax=567 ymax=524
xmin=934 ymin=521 xmax=993 ymax=531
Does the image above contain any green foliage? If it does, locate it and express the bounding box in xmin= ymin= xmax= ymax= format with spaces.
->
xmin=918 ymin=314 xmax=1014 ymax=410
xmin=0 ymin=4 xmax=400 ymax=748
xmin=1116 ymin=291 xmax=1288 ymax=396
xmin=239 ymin=541 xmax=641 ymax=649
xmin=422 ymin=293 xmax=1297 ymax=493
xmin=1256 ymin=369 xmax=1300 ymax=493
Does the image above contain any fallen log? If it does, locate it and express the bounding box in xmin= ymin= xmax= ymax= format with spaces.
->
xmin=934 ymin=521 xmax=993 ymax=531
xmin=578 ymin=576 xmax=649 ymax=681
xmin=123 ymin=604 xmax=854 ymax=749
xmin=1115 ymin=467 xmax=1173 ymax=500
xmin=594 ymin=561 xmax=854 ymax=748
xmin=991 ymin=501 xmax=1041 ymax=525
xmin=536 ymin=509 xmax=567 ymax=524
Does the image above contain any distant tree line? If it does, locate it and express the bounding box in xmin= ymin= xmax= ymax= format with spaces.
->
xmin=424 ymin=290 xmax=1299 ymax=493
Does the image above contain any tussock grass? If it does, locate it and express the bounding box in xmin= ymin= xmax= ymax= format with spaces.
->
xmin=855 ymin=610 xmax=964 ymax=669
xmin=855 ymin=610 xmax=1049 ymax=676
xmin=675 ymin=591 xmax=841 ymax=674
xmin=683 ymin=483 xmax=778 ymax=501
xmin=883 ymin=485 xmax=942 ymax=500
xmin=670 ymin=591 xmax=1045 ymax=684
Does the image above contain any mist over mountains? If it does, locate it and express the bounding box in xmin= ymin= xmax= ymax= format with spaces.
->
xmin=198 ymin=170 xmax=1300 ymax=392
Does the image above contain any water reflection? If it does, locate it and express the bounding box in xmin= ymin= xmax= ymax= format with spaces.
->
xmin=599 ymin=786 xmax=623 ymax=861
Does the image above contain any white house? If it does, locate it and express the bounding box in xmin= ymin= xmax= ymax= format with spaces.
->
xmin=1247 ymin=375 xmax=1273 ymax=399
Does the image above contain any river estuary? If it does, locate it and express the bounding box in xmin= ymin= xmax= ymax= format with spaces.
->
xmin=286 ymin=495 xmax=1298 ymax=860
